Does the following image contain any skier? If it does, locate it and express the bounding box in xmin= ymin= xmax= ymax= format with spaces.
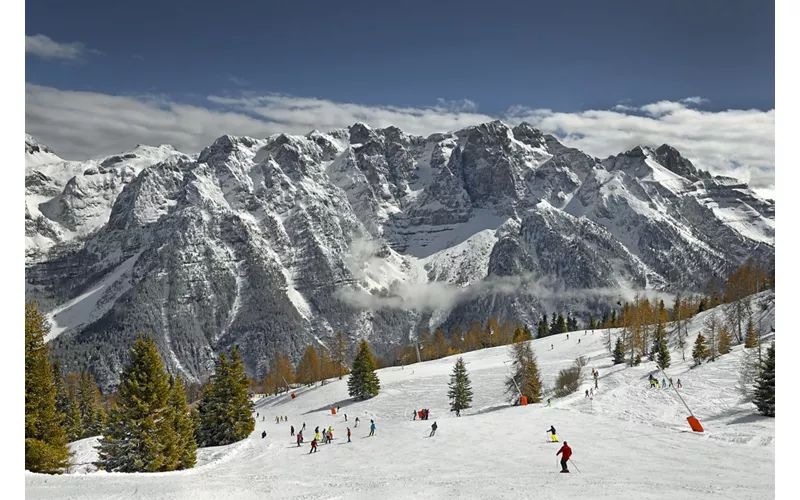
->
xmin=315 ymin=431 xmax=321 ymax=443
xmin=261 ymin=431 xmax=266 ymax=439
xmin=296 ymin=433 xmax=302 ymax=447
xmin=547 ymin=399 xmax=552 ymax=407
xmin=322 ymin=429 xmax=328 ymax=444
xmin=347 ymin=427 xmax=351 ymax=443
xmin=355 ymin=417 xmax=360 ymax=428
xmin=309 ymin=438 xmax=318 ymax=454
xmin=551 ymin=344 xmax=554 ymax=350
xmin=662 ymin=378 xmax=667 ymax=389
xmin=315 ymin=426 xmax=319 ymax=434
xmin=430 ymin=421 xmax=438 ymax=437
xmin=344 ymin=414 xmax=348 ymax=422
xmin=291 ymin=425 xmax=295 ymax=436
xmin=413 ymin=410 xmax=417 ymax=420
xmin=548 ymin=425 xmax=558 ymax=442
xmin=257 ymin=412 xmax=259 ymax=418
xmin=567 ymin=334 xmax=569 ymax=340
xmin=669 ymin=378 xmax=674 ymax=387
xmin=677 ymin=378 xmax=683 ymax=388
xmin=328 ymin=426 xmax=334 ymax=441
xmin=589 ymin=388 xmax=593 ymax=397
xmin=369 ymin=420 xmax=376 ymax=437
xmin=556 ymin=441 xmax=572 ymax=472
xmin=585 ymin=389 xmax=589 ymax=398
xmin=284 ymin=415 xmax=287 ymax=422
xmin=578 ymin=339 xmax=581 ymax=344
xmin=302 ymin=423 xmax=306 ymax=431
xmin=276 ymin=416 xmax=280 ymax=424
xmin=262 ymin=416 xmax=265 ymax=422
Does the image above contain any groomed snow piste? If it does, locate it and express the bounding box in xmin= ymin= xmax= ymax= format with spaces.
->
xmin=26 ymin=294 xmax=775 ymax=499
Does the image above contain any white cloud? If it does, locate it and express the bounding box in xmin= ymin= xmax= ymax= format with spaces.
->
xmin=681 ymin=96 xmax=710 ymax=106
xmin=25 ymin=34 xmax=89 ymax=61
xmin=24 ymin=83 xmax=774 ymax=194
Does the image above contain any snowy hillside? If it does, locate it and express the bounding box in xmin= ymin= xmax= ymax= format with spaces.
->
xmin=25 ymin=294 xmax=775 ymax=499
xmin=24 ymin=122 xmax=775 ymax=390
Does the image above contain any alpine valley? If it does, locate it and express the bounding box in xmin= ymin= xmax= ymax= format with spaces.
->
xmin=24 ymin=122 xmax=775 ymax=391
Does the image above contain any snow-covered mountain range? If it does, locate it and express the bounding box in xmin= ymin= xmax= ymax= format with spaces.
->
xmin=24 ymin=123 xmax=775 ymax=390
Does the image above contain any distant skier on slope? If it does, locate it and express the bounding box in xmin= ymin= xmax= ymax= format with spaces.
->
xmin=677 ymin=379 xmax=682 ymax=388
xmin=662 ymin=378 xmax=667 ymax=389
xmin=413 ymin=410 xmax=417 ymax=420
xmin=556 ymin=442 xmax=572 ymax=472
xmin=355 ymin=417 xmax=360 ymax=428
xmin=309 ymin=438 xmax=318 ymax=454
xmin=291 ymin=425 xmax=295 ymax=436
xmin=548 ymin=425 xmax=558 ymax=442
xmin=585 ymin=390 xmax=589 ymax=398
xmin=430 ymin=422 xmax=438 ymax=437
xmin=347 ymin=427 xmax=351 ymax=443
xmin=369 ymin=420 xmax=376 ymax=437
xmin=261 ymin=431 xmax=266 ymax=439
xmin=297 ymin=433 xmax=302 ymax=447
xmin=328 ymin=426 xmax=334 ymax=441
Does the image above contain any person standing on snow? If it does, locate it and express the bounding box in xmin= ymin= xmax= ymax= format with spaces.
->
xmin=309 ymin=438 xmax=318 ymax=454
xmin=328 ymin=426 xmax=334 ymax=442
xmin=413 ymin=410 xmax=417 ymax=420
xmin=276 ymin=416 xmax=280 ymax=424
xmin=315 ymin=430 xmax=321 ymax=443
xmin=355 ymin=417 xmax=360 ymax=428
xmin=369 ymin=420 xmax=376 ymax=437
xmin=585 ymin=389 xmax=589 ymax=398
xmin=677 ymin=379 xmax=682 ymax=388
xmin=556 ymin=441 xmax=572 ymax=472
xmin=291 ymin=425 xmax=295 ymax=436
xmin=344 ymin=414 xmax=348 ymax=422
xmin=296 ymin=433 xmax=302 ymax=447
xmin=261 ymin=431 xmax=266 ymax=439
xmin=548 ymin=425 xmax=558 ymax=442
xmin=662 ymin=378 xmax=667 ymax=389
xmin=547 ymin=399 xmax=552 ymax=407
xmin=430 ymin=421 xmax=438 ymax=437
xmin=347 ymin=427 xmax=351 ymax=443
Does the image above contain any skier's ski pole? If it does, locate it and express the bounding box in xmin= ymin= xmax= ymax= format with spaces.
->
xmin=570 ymin=459 xmax=581 ymax=473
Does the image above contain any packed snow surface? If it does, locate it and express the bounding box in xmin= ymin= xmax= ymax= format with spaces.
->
xmin=26 ymin=295 xmax=775 ymax=499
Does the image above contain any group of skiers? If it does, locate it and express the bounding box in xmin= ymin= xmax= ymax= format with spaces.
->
xmin=648 ymin=374 xmax=682 ymax=389
xmin=413 ymin=409 xmax=431 ymax=420
xmin=300 ymin=419 xmax=376 ymax=453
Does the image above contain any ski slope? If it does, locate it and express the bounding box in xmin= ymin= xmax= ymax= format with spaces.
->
xmin=25 ymin=293 xmax=775 ymax=499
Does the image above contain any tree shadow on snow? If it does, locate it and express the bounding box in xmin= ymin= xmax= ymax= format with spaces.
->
xmin=727 ymin=413 xmax=772 ymax=425
xmin=302 ymin=398 xmax=354 ymax=415
xmin=471 ymin=404 xmax=512 ymax=416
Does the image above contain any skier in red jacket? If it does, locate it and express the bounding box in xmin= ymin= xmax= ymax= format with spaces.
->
xmin=556 ymin=442 xmax=572 ymax=472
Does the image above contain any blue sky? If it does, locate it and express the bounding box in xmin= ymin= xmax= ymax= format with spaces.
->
xmin=26 ymin=0 xmax=774 ymax=113
xmin=25 ymin=0 xmax=775 ymax=193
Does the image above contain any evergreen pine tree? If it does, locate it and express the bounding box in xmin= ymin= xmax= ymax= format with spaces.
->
xmin=718 ymin=326 xmax=732 ymax=355
xmin=25 ymin=302 xmax=70 ymax=473
xmin=51 ymin=360 xmax=82 ymax=441
xmin=197 ymin=347 xmax=254 ymax=447
xmin=505 ymin=341 xmax=543 ymax=403
xmin=447 ymin=357 xmax=473 ymax=416
xmin=537 ymin=314 xmax=550 ymax=338
xmin=556 ymin=314 xmax=567 ymax=335
xmin=589 ymin=316 xmax=597 ymax=330
xmin=612 ymin=337 xmax=625 ymax=365
xmin=744 ymin=318 xmax=759 ymax=348
xmin=77 ymin=371 xmax=106 ymax=437
xmin=692 ymin=333 xmax=710 ymax=366
xmin=347 ymin=340 xmax=381 ymax=400
xmin=753 ymin=342 xmax=775 ymax=417
xmin=96 ymin=334 xmax=179 ymax=472
xmin=550 ymin=313 xmax=559 ymax=335
xmin=656 ymin=335 xmax=671 ymax=370
xmin=165 ymin=376 xmax=197 ymax=469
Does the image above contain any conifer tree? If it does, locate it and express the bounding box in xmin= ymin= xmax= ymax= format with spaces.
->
xmin=52 ymin=360 xmax=82 ymax=441
xmin=753 ymin=342 xmax=775 ymax=417
xmin=550 ymin=313 xmax=559 ymax=335
xmin=692 ymin=333 xmax=710 ymax=366
xmin=347 ymin=340 xmax=381 ymax=400
xmin=448 ymin=357 xmax=473 ymax=416
xmin=557 ymin=314 xmax=567 ymax=335
xmin=537 ymin=314 xmax=549 ymax=338
xmin=96 ymin=334 xmax=182 ymax=472
xmin=512 ymin=326 xmax=525 ymax=343
xmin=296 ymin=345 xmax=321 ymax=386
xmin=589 ymin=316 xmax=597 ymax=330
xmin=744 ymin=318 xmax=759 ymax=348
xmin=77 ymin=371 xmax=106 ymax=437
xmin=197 ymin=347 xmax=254 ymax=447
xmin=612 ymin=337 xmax=625 ymax=365
xmin=25 ymin=302 xmax=70 ymax=473
xmin=718 ymin=326 xmax=732 ymax=355
xmin=165 ymin=376 xmax=197 ymax=469
xmin=656 ymin=334 xmax=671 ymax=370
xmin=505 ymin=341 xmax=543 ymax=403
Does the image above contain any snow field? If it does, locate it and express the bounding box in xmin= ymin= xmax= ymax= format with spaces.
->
xmin=26 ymin=294 xmax=775 ymax=499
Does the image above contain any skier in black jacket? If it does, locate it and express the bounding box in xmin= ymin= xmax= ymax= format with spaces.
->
xmin=429 ymin=422 xmax=438 ymax=437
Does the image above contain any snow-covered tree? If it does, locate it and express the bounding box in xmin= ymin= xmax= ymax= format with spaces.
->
xmin=612 ymin=337 xmax=625 ymax=365
xmin=448 ymin=357 xmax=473 ymax=416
